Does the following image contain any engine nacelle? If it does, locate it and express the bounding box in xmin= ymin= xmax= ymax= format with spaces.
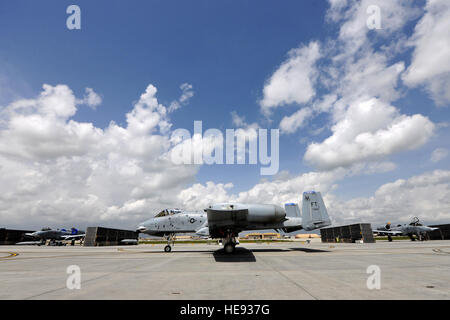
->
xmin=207 ymin=203 xmax=285 ymax=223
xmin=246 ymin=204 xmax=286 ymax=223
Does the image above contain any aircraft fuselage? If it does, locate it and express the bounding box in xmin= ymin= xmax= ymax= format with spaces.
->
xmin=138 ymin=211 xmax=206 ymax=236
xmin=137 ymin=204 xmax=302 ymax=237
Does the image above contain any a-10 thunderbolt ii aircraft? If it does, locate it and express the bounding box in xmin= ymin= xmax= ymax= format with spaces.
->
xmin=137 ymin=191 xmax=331 ymax=253
xmin=373 ymin=217 xmax=439 ymax=242
xmin=17 ymin=227 xmax=86 ymax=246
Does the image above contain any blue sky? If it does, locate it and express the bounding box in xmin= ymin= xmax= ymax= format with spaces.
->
xmin=1 ymin=0 xmax=330 ymax=187
xmin=1 ymin=0 xmax=450 ymax=229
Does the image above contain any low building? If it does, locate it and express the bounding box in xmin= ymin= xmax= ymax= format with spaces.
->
xmin=427 ymin=223 xmax=450 ymax=240
xmin=83 ymin=227 xmax=138 ymax=246
xmin=0 ymin=228 xmax=34 ymax=245
xmin=320 ymin=223 xmax=375 ymax=243
xmin=174 ymin=235 xmax=194 ymax=240
xmin=243 ymin=232 xmax=281 ymax=240
xmin=295 ymin=233 xmax=321 ymax=239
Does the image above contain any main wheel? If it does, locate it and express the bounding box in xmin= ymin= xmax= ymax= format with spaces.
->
xmin=164 ymin=245 xmax=172 ymax=252
xmin=224 ymin=243 xmax=235 ymax=254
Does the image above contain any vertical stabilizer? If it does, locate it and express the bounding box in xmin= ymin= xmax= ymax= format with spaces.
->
xmin=302 ymin=191 xmax=331 ymax=231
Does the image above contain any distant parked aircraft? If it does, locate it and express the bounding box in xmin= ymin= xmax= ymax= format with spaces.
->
xmin=373 ymin=217 xmax=438 ymax=241
xmin=17 ymin=227 xmax=85 ymax=246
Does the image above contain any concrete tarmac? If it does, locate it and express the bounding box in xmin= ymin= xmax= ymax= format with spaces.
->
xmin=1 ymin=240 xmax=449 ymax=300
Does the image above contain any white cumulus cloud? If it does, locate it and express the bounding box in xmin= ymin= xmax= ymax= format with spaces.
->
xmin=80 ymin=87 xmax=102 ymax=109
xmin=0 ymin=83 xmax=198 ymax=229
xmin=331 ymin=170 xmax=450 ymax=225
xmin=431 ymin=148 xmax=448 ymax=163
xmin=168 ymin=83 xmax=194 ymax=113
xmin=304 ymin=98 xmax=435 ymax=170
xmin=402 ymin=0 xmax=450 ymax=106
xmin=279 ymin=107 xmax=313 ymax=134
xmin=260 ymin=41 xmax=321 ymax=116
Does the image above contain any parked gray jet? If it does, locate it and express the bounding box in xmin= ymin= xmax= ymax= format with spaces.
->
xmin=373 ymin=217 xmax=438 ymax=241
xmin=17 ymin=227 xmax=85 ymax=246
xmin=137 ymin=191 xmax=331 ymax=253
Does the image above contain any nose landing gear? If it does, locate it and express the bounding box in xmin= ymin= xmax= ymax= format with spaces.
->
xmin=163 ymin=233 xmax=175 ymax=252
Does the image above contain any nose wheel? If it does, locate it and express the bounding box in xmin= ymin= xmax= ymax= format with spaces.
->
xmin=163 ymin=233 xmax=175 ymax=252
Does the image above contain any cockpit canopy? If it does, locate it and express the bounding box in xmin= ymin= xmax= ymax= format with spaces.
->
xmin=155 ymin=208 xmax=182 ymax=217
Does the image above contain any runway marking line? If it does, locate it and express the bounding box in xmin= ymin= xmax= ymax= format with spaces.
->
xmin=0 ymin=252 xmax=19 ymax=259
xmin=432 ymin=248 xmax=450 ymax=254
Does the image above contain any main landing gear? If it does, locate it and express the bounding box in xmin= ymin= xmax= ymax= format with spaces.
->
xmin=164 ymin=233 xmax=175 ymax=252
xmin=416 ymin=234 xmax=426 ymax=241
xmin=48 ymin=239 xmax=66 ymax=246
xmin=223 ymin=232 xmax=238 ymax=254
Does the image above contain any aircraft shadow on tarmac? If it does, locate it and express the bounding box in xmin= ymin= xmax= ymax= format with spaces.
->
xmin=289 ymin=247 xmax=330 ymax=253
xmin=133 ymin=246 xmax=329 ymax=260
xmin=211 ymin=247 xmax=329 ymax=262
xmin=213 ymin=247 xmax=256 ymax=262
xmin=247 ymin=248 xmax=288 ymax=253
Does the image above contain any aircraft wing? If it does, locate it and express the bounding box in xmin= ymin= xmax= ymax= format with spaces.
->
xmin=16 ymin=241 xmax=43 ymax=245
xmin=62 ymin=234 xmax=85 ymax=240
xmin=206 ymin=207 xmax=249 ymax=238
xmin=206 ymin=208 xmax=248 ymax=229
xmin=373 ymin=229 xmax=403 ymax=235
